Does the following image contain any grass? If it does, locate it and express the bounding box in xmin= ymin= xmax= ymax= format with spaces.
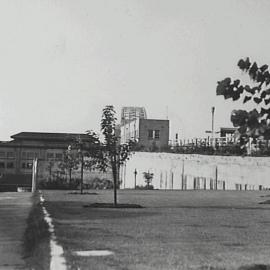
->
xmin=43 ymin=190 xmax=270 ymax=270
xmin=23 ymin=193 xmax=50 ymax=270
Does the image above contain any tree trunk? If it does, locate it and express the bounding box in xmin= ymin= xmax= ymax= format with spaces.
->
xmin=69 ymin=168 xmax=72 ymax=187
xmin=49 ymin=166 xmax=52 ymax=182
xmin=112 ymin=164 xmax=117 ymax=206
xmin=80 ymin=155 xmax=84 ymax=194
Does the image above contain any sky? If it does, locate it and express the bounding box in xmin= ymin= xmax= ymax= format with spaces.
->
xmin=0 ymin=0 xmax=270 ymax=140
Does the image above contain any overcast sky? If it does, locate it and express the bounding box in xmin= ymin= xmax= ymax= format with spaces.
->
xmin=0 ymin=0 xmax=269 ymax=140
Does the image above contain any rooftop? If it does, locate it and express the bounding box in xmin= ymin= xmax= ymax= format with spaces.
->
xmin=11 ymin=132 xmax=91 ymax=141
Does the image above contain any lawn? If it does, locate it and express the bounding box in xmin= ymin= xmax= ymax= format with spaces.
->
xmin=43 ymin=190 xmax=270 ymax=270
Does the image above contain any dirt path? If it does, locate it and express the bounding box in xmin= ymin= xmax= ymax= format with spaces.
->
xmin=0 ymin=192 xmax=32 ymax=269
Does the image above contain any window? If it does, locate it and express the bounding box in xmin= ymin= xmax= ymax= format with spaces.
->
xmin=0 ymin=162 xmax=5 ymax=168
xmin=55 ymin=153 xmax=63 ymax=160
xmin=47 ymin=153 xmax=54 ymax=160
xmin=148 ymin=130 xmax=160 ymax=140
xmin=21 ymin=152 xmax=27 ymax=159
xmin=27 ymin=152 xmax=34 ymax=160
xmin=7 ymin=152 xmax=14 ymax=159
xmin=22 ymin=162 xmax=32 ymax=169
xmin=148 ymin=130 xmax=154 ymax=139
xmin=7 ymin=162 xmax=14 ymax=169
xmin=0 ymin=152 xmax=5 ymax=158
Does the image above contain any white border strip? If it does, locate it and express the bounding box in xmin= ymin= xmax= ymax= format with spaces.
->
xmin=39 ymin=191 xmax=67 ymax=270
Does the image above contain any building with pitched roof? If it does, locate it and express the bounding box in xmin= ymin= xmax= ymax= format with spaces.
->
xmin=0 ymin=132 xmax=110 ymax=188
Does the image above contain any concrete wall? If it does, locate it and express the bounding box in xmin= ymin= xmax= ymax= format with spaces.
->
xmin=120 ymin=152 xmax=270 ymax=190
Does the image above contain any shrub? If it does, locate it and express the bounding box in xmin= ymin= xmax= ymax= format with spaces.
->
xmin=38 ymin=178 xmax=79 ymax=190
xmin=135 ymin=185 xmax=154 ymax=190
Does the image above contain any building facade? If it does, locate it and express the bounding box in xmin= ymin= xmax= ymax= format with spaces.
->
xmin=121 ymin=119 xmax=169 ymax=151
xmin=220 ymin=127 xmax=237 ymax=138
xmin=0 ymin=132 xmax=111 ymax=185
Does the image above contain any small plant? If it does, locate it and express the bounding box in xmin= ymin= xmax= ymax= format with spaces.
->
xmin=143 ymin=171 xmax=154 ymax=189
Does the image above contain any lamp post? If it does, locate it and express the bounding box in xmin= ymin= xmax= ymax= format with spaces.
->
xmin=211 ymin=106 xmax=215 ymax=147
xmin=134 ymin=168 xmax=137 ymax=189
xmin=211 ymin=106 xmax=215 ymax=140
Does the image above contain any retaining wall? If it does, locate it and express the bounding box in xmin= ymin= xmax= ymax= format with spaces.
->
xmin=120 ymin=152 xmax=270 ymax=190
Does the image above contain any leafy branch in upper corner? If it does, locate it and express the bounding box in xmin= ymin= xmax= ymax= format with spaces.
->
xmin=216 ymin=57 xmax=270 ymax=143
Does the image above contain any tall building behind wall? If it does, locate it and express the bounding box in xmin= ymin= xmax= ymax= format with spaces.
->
xmin=121 ymin=107 xmax=147 ymax=125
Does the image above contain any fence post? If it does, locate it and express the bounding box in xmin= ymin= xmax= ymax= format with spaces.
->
xmin=31 ymin=158 xmax=38 ymax=193
xmin=181 ymin=159 xmax=185 ymax=190
xmin=215 ymin=165 xmax=218 ymax=190
xmin=165 ymin=171 xmax=167 ymax=190
xmin=123 ymin=163 xmax=126 ymax=189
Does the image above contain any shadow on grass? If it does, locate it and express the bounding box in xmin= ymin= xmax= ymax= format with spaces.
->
xmin=259 ymin=200 xmax=270 ymax=204
xmin=68 ymin=191 xmax=98 ymax=195
xmin=199 ymin=267 xmax=226 ymax=270
xmin=238 ymin=264 xmax=270 ymax=270
xmin=83 ymin=203 xmax=143 ymax=208
xmin=45 ymin=201 xmax=155 ymax=221
xmin=23 ymin=193 xmax=50 ymax=270
xmin=220 ymin=224 xmax=248 ymax=229
xmin=198 ymin=265 xmax=270 ymax=270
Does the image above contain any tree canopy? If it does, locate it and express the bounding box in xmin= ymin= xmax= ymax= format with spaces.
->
xmin=216 ymin=57 xmax=270 ymax=142
xmin=101 ymin=105 xmax=133 ymax=205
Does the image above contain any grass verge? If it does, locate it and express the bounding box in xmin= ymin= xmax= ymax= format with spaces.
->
xmin=23 ymin=192 xmax=50 ymax=270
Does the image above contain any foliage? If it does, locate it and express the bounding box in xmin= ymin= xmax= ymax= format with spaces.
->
xmin=100 ymin=105 xmax=133 ymax=205
xmin=38 ymin=178 xmax=79 ymax=190
xmin=135 ymin=185 xmax=154 ymax=190
xmin=217 ymin=57 xmax=270 ymax=143
xmin=143 ymin=172 xmax=154 ymax=189
xmin=84 ymin=131 xmax=104 ymax=171
xmin=46 ymin=161 xmax=54 ymax=182
xmin=58 ymin=148 xmax=79 ymax=184
xmin=67 ymin=132 xmax=102 ymax=194
xmin=84 ymin=177 xmax=113 ymax=190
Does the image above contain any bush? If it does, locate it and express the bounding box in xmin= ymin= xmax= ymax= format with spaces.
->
xmin=87 ymin=178 xmax=114 ymax=190
xmin=38 ymin=178 xmax=79 ymax=190
xmin=135 ymin=185 xmax=154 ymax=190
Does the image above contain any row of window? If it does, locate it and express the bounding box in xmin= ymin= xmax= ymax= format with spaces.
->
xmin=0 ymin=151 xmax=63 ymax=160
xmin=21 ymin=152 xmax=38 ymax=159
xmin=47 ymin=153 xmax=63 ymax=160
xmin=0 ymin=151 xmax=15 ymax=159
xmin=0 ymin=162 xmax=14 ymax=169
xmin=22 ymin=162 xmax=33 ymax=169
xmin=23 ymin=152 xmax=63 ymax=160
xmin=0 ymin=161 xmax=33 ymax=169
